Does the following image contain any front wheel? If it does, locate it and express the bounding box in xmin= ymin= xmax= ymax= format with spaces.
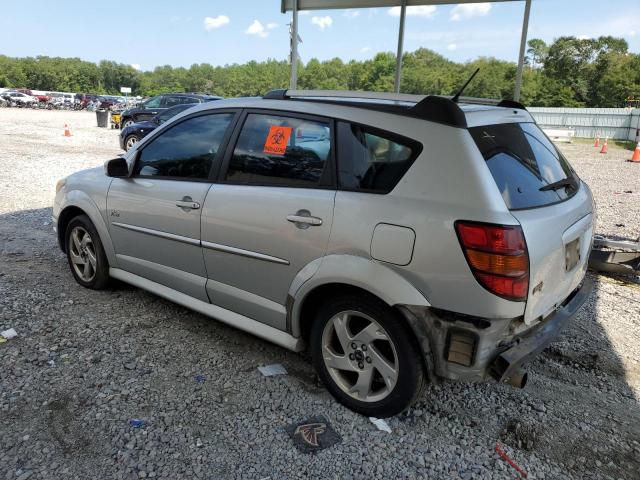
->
xmin=124 ymin=135 xmax=139 ymax=151
xmin=310 ymin=294 xmax=425 ymax=418
xmin=65 ymin=215 xmax=110 ymax=289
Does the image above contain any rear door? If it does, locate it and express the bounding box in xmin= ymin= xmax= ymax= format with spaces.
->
xmin=200 ymin=110 xmax=336 ymax=330
xmin=107 ymin=110 xmax=238 ymax=301
xmin=470 ymin=122 xmax=593 ymax=323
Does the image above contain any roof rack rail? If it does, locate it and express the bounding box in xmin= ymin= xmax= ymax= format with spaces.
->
xmin=261 ymin=89 xmax=525 ymax=129
xmin=263 ymin=89 xmax=425 ymax=103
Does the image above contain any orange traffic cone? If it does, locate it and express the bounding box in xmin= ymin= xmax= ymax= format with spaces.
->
xmin=594 ymin=136 xmax=600 ymax=147
xmin=600 ymin=137 xmax=608 ymax=154
xmin=63 ymin=124 xmax=72 ymax=137
xmin=630 ymin=142 xmax=640 ymax=162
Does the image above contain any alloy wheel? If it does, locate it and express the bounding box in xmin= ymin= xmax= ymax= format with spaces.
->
xmin=321 ymin=310 xmax=399 ymax=403
xmin=69 ymin=226 xmax=97 ymax=282
xmin=125 ymin=136 xmax=138 ymax=151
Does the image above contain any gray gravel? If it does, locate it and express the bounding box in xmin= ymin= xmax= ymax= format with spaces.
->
xmin=1 ymin=108 xmax=639 ymax=480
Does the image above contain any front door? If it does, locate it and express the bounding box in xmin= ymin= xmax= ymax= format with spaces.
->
xmin=107 ymin=111 xmax=237 ymax=301
xmin=201 ymin=111 xmax=336 ymax=330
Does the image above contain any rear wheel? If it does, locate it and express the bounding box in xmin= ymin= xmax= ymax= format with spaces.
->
xmin=310 ymin=294 xmax=425 ymax=417
xmin=65 ymin=215 xmax=110 ymax=290
xmin=124 ymin=135 xmax=139 ymax=151
xmin=121 ymin=118 xmax=134 ymax=129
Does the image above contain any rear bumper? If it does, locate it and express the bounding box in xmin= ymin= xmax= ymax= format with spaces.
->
xmin=400 ymin=276 xmax=593 ymax=383
xmin=488 ymin=276 xmax=593 ymax=382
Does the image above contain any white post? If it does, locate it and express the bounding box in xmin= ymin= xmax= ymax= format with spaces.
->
xmin=394 ymin=0 xmax=407 ymax=93
xmin=514 ymin=0 xmax=532 ymax=101
xmin=290 ymin=0 xmax=299 ymax=90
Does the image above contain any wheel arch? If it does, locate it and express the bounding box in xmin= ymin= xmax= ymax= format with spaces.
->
xmin=56 ymin=192 xmax=116 ymax=266
xmin=289 ymin=254 xmax=431 ymax=341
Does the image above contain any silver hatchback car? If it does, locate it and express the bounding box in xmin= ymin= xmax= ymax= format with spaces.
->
xmin=53 ymin=90 xmax=594 ymax=417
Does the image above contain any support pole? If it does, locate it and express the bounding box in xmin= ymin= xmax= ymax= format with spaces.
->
xmin=514 ymin=0 xmax=532 ymax=101
xmin=394 ymin=0 xmax=406 ymax=93
xmin=290 ymin=0 xmax=299 ymax=90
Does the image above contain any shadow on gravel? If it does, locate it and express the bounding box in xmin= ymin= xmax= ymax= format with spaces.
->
xmin=1 ymin=207 xmax=639 ymax=479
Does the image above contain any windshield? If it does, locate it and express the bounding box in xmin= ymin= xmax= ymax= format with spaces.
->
xmin=470 ymin=122 xmax=579 ymax=210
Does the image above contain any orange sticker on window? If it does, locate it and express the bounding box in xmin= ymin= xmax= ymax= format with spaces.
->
xmin=263 ymin=125 xmax=292 ymax=155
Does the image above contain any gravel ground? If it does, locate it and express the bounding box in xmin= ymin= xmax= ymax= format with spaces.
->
xmin=1 ymin=108 xmax=639 ymax=480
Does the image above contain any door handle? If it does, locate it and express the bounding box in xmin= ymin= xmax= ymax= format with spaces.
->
xmin=287 ymin=210 xmax=322 ymax=229
xmin=176 ymin=196 xmax=200 ymax=210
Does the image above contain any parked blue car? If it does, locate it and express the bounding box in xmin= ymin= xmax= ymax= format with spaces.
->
xmin=119 ymin=104 xmax=197 ymax=151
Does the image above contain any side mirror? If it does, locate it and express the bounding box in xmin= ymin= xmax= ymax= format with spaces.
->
xmin=105 ymin=157 xmax=129 ymax=177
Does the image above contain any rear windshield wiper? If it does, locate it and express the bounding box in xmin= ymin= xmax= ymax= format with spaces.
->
xmin=539 ymin=177 xmax=576 ymax=191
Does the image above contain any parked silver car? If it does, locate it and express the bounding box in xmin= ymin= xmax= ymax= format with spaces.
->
xmin=53 ymin=90 xmax=594 ymax=417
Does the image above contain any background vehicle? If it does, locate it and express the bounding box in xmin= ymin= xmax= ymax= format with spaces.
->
xmin=53 ymin=91 xmax=593 ymax=417
xmin=119 ymin=103 xmax=197 ymax=151
xmin=1 ymin=91 xmax=38 ymax=107
xmin=119 ymin=93 xmax=221 ymax=128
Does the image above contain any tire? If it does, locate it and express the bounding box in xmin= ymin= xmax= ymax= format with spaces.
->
xmin=124 ymin=134 xmax=139 ymax=151
xmin=121 ymin=118 xmax=134 ymax=129
xmin=65 ymin=214 xmax=110 ymax=290
xmin=310 ymin=294 xmax=425 ymax=418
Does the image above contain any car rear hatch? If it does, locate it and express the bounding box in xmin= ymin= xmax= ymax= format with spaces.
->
xmin=470 ymin=121 xmax=593 ymax=324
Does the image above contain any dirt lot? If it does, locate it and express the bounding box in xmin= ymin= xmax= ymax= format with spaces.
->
xmin=1 ymin=108 xmax=639 ymax=480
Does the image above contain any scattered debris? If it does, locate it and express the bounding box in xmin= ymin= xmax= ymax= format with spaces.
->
xmin=196 ymin=438 xmax=203 ymax=448
xmin=369 ymin=417 xmax=392 ymax=433
xmin=129 ymin=419 xmax=145 ymax=429
xmin=258 ymin=364 xmax=287 ymax=377
xmin=195 ymin=374 xmax=206 ymax=384
xmin=495 ymin=442 xmax=528 ymax=478
xmin=285 ymin=416 xmax=341 ymax=453
xmin=1 ymin=328 xmax=18 ymax=340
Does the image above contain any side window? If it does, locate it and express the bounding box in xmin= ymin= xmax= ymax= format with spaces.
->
xmin=164 ymin=96 xmax=182 ymax=107
xmin=143 ymin=96 xmax=162 ymax=108
xmin=337 ymin=122 xmax=421 ymax=193
xmin=225 ymin=113 xmax=332 ymax=187
xmin=134 ymin=113 xmax=234 ymax=180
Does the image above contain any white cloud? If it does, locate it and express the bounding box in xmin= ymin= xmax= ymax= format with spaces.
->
xmin=360 ymin=46 xmax=372 ymax=53
xmin=245 ymin=20 xmax=268 ymax=38
xmin=311 ymin=16 xmax=333 ymax=30
xmin=629 ymin=30 xmax=637 ymax=37
xmin=266 ymin=22 xmax=278 ymax=30
xmin=450 ymin=3 xmax=491 ymax=22
xmin=577 ymin=34 xmax=591 ymax=40
xmin=343 ymin=9 xmax=360 ymax=18
xmin=130 ymin=64 xmax=141 ymax=70
xmin=204 ymin=15 xmax=230 ymax=30
xmin=447 ymin=43 xmax=457 ymax=51
xmin=299 ymin=11 xmax=310 ymax=16
xmin=388 ymin=6 xmax=437 ymax=18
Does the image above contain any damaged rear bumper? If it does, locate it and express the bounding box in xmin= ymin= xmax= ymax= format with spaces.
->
xmin=399 ymin=277 xmax=593 ymax=383
xmin=489 ymin=277 xmax=593 ymax=383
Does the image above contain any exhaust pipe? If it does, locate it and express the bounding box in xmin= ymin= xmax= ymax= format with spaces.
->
xmin=504 ymin=369 xmax=528 ymax=389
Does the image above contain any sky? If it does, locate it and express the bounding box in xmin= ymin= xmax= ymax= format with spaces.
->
xmin=0 ymin=0 xmax=638 ymax=71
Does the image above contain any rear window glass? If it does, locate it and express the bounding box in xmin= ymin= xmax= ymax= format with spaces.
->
xmin=470 ymin=122 xmax=579 ymax=210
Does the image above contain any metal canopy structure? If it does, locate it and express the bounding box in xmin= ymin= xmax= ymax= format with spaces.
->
xmin=282 ymin=0 xmax=532 ymax=101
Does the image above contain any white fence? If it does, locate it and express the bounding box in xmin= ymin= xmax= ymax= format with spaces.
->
xmin=529 ymin=107 xmax=640 ymax=142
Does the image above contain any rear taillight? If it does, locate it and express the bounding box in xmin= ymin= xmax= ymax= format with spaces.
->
xmin=455 ymin=221 xmax=529 ymax=301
